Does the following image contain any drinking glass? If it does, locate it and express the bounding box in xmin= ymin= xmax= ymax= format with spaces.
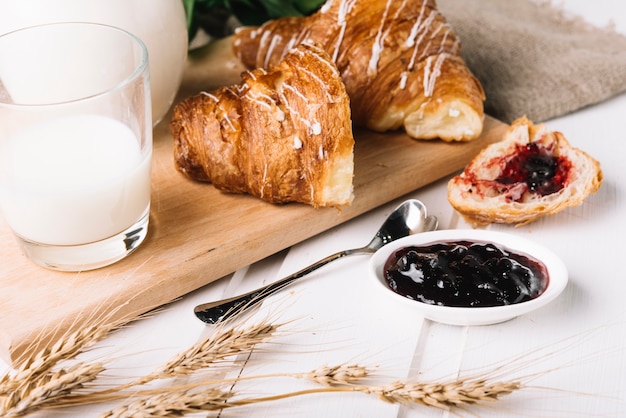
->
xmin=0 ymin=22 xmax=152 ymax=271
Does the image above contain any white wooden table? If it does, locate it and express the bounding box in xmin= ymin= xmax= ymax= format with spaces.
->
xmin=2 ymin=1 xmax=625 ymax=416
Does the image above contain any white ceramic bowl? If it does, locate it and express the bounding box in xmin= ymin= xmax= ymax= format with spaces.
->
xmin=369 ymin=229 xmax=568 ymax=326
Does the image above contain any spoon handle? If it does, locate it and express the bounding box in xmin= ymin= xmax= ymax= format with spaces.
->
xmin=194 ymin=247 xmax=371 ymax=324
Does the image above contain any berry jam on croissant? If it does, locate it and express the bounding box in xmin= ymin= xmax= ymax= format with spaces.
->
xmin=495 ymin=141 xmax=573 ymax=200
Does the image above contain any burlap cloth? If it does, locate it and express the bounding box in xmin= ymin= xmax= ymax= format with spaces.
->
xmin=438 ymin=0 xmax=626 ymax=123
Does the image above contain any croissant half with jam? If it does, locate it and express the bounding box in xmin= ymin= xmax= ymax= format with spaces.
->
xmin=447 ymin=117 xmax=603 ymax=226
xmin=170 ymin=43 xmax=355 ymax=208
xmin=233 ymin=0 xmax=485 ymax=141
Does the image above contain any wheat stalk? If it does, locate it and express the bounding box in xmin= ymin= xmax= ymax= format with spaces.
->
xmin=93 ymin=362 xmax=521 ymax=417
xmin=229 ymin=376 xmax=522 ymax=411
xmin=1 ymin=361 xmax=105 ymax=418
xmin=128 ymin=319 xmax=280 ymax=386
xmin=0 ymin=317 xmax=124 ymax=397
xmin=98 ymin=375 xmax=521 ymax=416
xmin=371 ymin=378 xmax=521 ymax=408
xmin=54 ymin=363 xmax=366 ymax=415
xmin=0 ymin=305 xmax=141 ymax=417
xmin=100 ymin=387 xmax=233 ymax=418
xmin=42 ymin=318 xmax=283 ymax=410
xmin=294 ymin=363 xmax=370 ymax=386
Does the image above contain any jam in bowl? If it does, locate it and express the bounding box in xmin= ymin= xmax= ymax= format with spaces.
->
xmin=369 ymin=229 xmax=568 ymax=326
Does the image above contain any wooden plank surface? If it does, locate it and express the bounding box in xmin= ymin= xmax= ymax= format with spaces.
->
xmin=0 ymin=39 xmax=508 ymax=367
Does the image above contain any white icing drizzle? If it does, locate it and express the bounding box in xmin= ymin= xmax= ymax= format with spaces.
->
xmin=222 ymin=114 xmax=236 ymax=131
xmin=400 ymin=6 xmax=455 ymax=93
xmin=308 ymin=120 xmax=322 ymax=135
xmin=304 ymin=43 xmax=342 ymax=79
xmin=405 ymin=1 xmax=429 ymax=48
xmin=199 ymin=91 xmax=237 ymax=132
xmin=337 ymin=0 xmax=356 ymax=25
xmin=260 ymin=164 xmax=268 ymax=198
xmin=283 ymin=35 xmax=300 ymax=59
xmin=245 ymin=70 xmax=258 ymax=82
xmin=282 ymin=82 xmax=309 ymax=104
xmin=257 ymin=30 xmax=272 ymax=67
xmin=406 ymin=11 xmax=436 ymax=70
xmin=329 ymin=0 xmax=357 ymax=62
xmin=399 ymin=72 xmax=408 ymax=89
xmin=280 ymin=83 xmax=319 ymax=136
xmin=199 ymin=91 xmax=219 ymax=102
xmin=293 ymin=135 xmax=303 ymax=149
xmin=423 ymin=53 xmax=448 ymax=97
xmin=398 ymin=11 xmax=437 ymax=93
xmin=264 ymin=34 xmax=284 ymax=68
xmin=318 ymin=145 xmax=326 ymax=159
xmin=368 ymin=0 xmax=394 ymax=76
xmin=370 ymin=0 xmax=411 ymax=77
xmin=320 ymin=0 xmax=333 ymax=13
xmin=437 ymin=23 xmax=452 ymax=53
xmin=299 ymin=67 xmax=334 ymax=101
xmin=246 ymin=90 xmax=274 ymax=111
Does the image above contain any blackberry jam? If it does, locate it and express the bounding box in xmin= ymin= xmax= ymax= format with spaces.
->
xmin=495 ymin=142 xmax=571 ymax=197
xmin=383 ymin=241 xmax=549 ymax=307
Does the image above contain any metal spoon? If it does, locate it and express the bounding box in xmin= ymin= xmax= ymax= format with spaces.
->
xmin=194 ymin=199 xmax=438 ymax=324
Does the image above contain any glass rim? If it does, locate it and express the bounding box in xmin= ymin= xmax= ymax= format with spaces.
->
xmin=0 ymin=21 xmax=149 ymax=108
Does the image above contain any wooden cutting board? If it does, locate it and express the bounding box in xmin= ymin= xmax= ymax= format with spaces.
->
xmin=0 ymin=38 xmax=508 ymax=367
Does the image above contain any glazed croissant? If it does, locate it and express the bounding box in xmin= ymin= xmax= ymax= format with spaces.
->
xmin=233 ymin=0 xmax=485 ymax=141
xmin=170 ymin=43 xmax=355 ymax=208
xmin=447 ymin=117 xmax=603 ymax=226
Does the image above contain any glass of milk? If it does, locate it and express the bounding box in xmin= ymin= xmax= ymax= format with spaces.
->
xmin=0 ymin=22 xmax=152 ymax=271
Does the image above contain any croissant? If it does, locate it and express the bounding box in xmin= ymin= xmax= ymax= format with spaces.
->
xmin=232 ymin=0 xmax=485 ymax=142
xmin=447 ymin=117 xmax=603 ymax=226
xmin=170 ymin=43 xmax=355 ymax=208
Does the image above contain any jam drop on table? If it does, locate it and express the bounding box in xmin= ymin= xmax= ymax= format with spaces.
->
xmin=383 ymin=241 xmax=549 ymax=307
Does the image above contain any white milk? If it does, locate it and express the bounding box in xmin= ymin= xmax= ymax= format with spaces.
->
xmin=0 ymin=114 xmax=151 ymax=245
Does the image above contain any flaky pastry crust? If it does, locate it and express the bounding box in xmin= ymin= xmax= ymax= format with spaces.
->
xmin=447 ymin=117 xmax=603 ymax=226
xmin=232 ymin=0 xmax=485 ymax=142
xmin=170 ymin=43 xmax=354 ymax=208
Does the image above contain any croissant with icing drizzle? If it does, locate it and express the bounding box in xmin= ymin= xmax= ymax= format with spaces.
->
xmin=232 ymin=0 xmax=485 ymax=141
xmin=170 ymin=43 xmax=355 ymax=207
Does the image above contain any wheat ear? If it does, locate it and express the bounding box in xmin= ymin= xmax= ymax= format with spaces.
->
xmin=1 ymin=361 xmax=105 ymax=418
xmin=229 ymin=377 xmax=522 ymax=410
xmin=44 ymin=319 xmax=282 ymax=410
xmin=130 ymin=320 xmax=280 ymax=385
xmin=94 ymin=365 xmax=520 ymax=417
xmin=0 ymin=318 xmax=122 ymax=397
xmin=371 ymin=378 xmax=522 ymax=408
xmin=100 ymin=387 xmax=233 ymax=418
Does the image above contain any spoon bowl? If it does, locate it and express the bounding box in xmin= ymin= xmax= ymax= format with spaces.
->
xmin=194 ymin=199 xmax=438 ymax=324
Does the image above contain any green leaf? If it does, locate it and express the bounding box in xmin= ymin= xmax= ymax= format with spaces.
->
xmin=182 ymin=0 xmax=196 ymax=30
xmin=259 ymin=0 xmax=305 ymax=18
xmin=183 ymin=0 xmax=325 ymax=40
xmin=293 ymin=0 xmax=325 ymax=14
